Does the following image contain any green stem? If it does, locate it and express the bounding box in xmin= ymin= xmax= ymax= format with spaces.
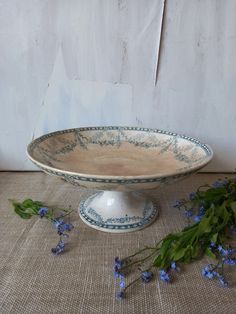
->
xmin=124 ymin=276 xmax=141 ymax=291
xmin=122 ymin=249 xmax=159 ymax=271
xmin=125 ymin=247 xmax=154 ymax=259
xmin=57 ymin=209 xmax=74 ymax=219
xmin=125 ymin=240 xmax=162 ymax=260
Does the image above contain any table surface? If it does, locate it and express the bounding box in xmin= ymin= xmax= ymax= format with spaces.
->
xmin=0 ymin=172 xmax=235 ymax=314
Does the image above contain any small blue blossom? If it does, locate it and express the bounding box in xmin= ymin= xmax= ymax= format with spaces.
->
xmin=159 ymin=270 xmax=171 ymax=283
xmin=54 ymin=219 xmax=74 ymax=235
xmin=194 ymin=206 xmax=206 ymax=222
xmin=201 ymin=265 xmax=217 ymax=279
xmin=203 ymin=265 xmax=211 ymax=272
xmin=184 ymin=210 xmax=193 ymax=218
xmin=63 ymin=223 xmax=74 ymax=231
xmin=209 ymin=242 xmax=216 ymax=249
xmin=194 ymin=215 xmax=202 ymax=223
xmin=116 ymin=290 xmax=125 ymax=300
xmin=202 ymin=268 xmax=214 ymax=279
xmin=113 ymin=263 xmax=125 ymax=279
xmin=223 ymin=258 xmax=236 ymax=265
xmin=189 ymin=192 xmax=197 ymax=200
xmin=114 ymin=265 xmax=121 ymax=277
xmin=199 ymin=206 xmax=206 ymax=216
xmin=54 ymin=219 xmax=63 ymax=228
xmin=218 ymin=276 xmax=228 ymax=287
xmin=114 ymin=270 xmax=124 ymax=279
xmin=119 ymin=281 xmax=126 ymax=289
xmin=51 ymin=240 xmax=65 ymax=255
xmin=113 ymin=271 xmax=120 ymax=279
xmin=38 ymin=207 xmax=48 ymax=218
xmin=212 ymin=180 xmax=228 ymax=188
xmin=171 ymin=261 xmax=179 ymax=272
xmin=141 ymin=271 xmax=153 ymax=283
xmin=114 ymin=257 xmax=125 ymax=268
xmin=218 ymin=245 xmax=230 ymax=257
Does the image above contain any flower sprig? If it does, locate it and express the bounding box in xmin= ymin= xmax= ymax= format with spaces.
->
xmin=9 ymin=198 xmax=74 ymax=255
xmin=114 ymin=178 xmax=236 ymax=299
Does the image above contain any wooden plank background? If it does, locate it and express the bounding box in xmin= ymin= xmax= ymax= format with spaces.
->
xmin=0 ymin=0 xmax=236 ymax=171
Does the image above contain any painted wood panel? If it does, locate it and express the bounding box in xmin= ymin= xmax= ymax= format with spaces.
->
xmin=153 ymin=0 xmax=236 ymax=172
xmin=0 ymin=0 xmax=235 ymax=171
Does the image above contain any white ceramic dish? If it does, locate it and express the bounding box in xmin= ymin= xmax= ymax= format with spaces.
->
xmin=27 ymin=126 xmax=213 ymax=233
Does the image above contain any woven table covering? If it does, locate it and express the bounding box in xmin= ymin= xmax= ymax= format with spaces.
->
xmin=0 ymin=172 xmax=235 ymax=314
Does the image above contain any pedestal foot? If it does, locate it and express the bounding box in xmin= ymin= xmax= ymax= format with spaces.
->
xmin=79 ymin=191 xmax=158 ymax=233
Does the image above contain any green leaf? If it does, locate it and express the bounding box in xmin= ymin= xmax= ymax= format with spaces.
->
xmin=197 ymin=216 xmax=212 ymax=235
xmin=205 ymin=247 xmax=216 ymax=259
xmin=173 ymin=248 xmax=187 ymax=261
xmin=230 ymin=201 xmax=236 ymax=217
xmin=22 ymin=199 xmax=34 ymax=207
xmin=22 ymin=199 xmax=43 ymax=214
xmin=23 ymin=208 xmax=36 ymax=214
xmin=160 ymin=237 xmax=174 ymax=258
xmin=14 ymin=204 xmax=32 ymax=219
xmin=210 ymin=233 xmax=218 ymax=243
xmin=191 ymin=244 xmax=201 ymax=259
xmin=153 ymin=255 xmax=162 ymax=267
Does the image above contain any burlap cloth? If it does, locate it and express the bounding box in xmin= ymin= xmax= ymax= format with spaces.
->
xmin=0 ymin=172 xmax=235 ymax=314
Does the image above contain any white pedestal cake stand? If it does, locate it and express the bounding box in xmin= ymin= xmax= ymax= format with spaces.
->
xmin=27 ymin=126 xmax=213 ymax=233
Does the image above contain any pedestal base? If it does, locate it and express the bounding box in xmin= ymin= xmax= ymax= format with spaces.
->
xmin=79 ymin=191 xmax=158 ymax=233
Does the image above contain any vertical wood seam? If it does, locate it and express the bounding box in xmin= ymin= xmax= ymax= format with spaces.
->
xmin=155 ymin=0 xmax=167 ymax=85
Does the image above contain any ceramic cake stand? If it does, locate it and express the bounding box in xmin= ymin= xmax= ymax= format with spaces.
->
xmin=27 ymin=126 xmax=213 ymax=233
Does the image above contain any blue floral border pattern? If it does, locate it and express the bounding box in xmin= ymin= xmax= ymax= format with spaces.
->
xmin=29 ymin=158 xmax=200 ymax=186
xmin=79 ymin=192 xmax=158 ymax=230
xmin=28 ymin=126 xmax=212 ymax=185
